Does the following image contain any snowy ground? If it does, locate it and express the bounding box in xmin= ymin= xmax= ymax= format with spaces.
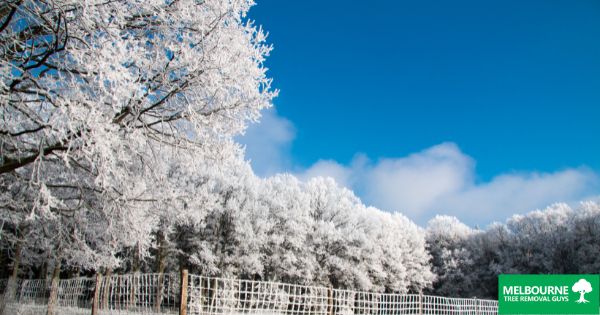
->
xmin=4 ymin=303 xmax=291 ymax=315
xmin=4 ymin=303 xmax=179 ymax=315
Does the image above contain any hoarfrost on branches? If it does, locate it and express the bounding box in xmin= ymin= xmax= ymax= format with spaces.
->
xmin=1 ymin=0 xmax=275 ymax=270
xmin=426 ymin=202 xmax=600 ymax=298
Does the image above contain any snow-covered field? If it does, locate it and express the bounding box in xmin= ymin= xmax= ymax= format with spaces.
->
xmin=4 ymin=303 xmax=179 ymax=315
xmin=5 ymin=303 xmax=290 ymax=315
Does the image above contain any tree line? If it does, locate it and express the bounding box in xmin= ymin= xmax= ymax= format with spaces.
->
xmin=426 ymin=202 xmax=600 ymax=298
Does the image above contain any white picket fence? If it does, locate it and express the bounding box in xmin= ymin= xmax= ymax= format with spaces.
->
xmin=0 ymin=273 xmax=498 ymax=315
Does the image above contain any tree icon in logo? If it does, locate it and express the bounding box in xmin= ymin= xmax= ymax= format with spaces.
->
xmin=572 ymin=279 xmax=593 ymax=304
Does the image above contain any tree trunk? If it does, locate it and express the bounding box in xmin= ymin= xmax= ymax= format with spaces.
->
xmin=132 ymin=242 xmax=141 ymax=273
xmin=10 ymin=241 xmax=21 ymax=279
xmin=91 ymin=273 xmax=102 ymax=315
xmin=46 ymin=262 xmax=61 ymax=315
xmin=155 ymin=232 xmax=166 ymax=312
xmin=156 ymin=232 xmax=167 ymax=274
xmin=129 ymin=243 xmax=140 ymax=310
xmin=40 ymin=260 xmax=48 ymax=280
xmin=0 ymin=240 xmax=23 ymax=315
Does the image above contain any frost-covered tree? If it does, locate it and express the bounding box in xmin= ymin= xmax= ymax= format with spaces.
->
xmin=466 ymin=222 xmax=512 ymax=298
xmin=506 ymin=203 xmax=575 ymax=274
xmin=572 ymin=202 xmax=600 ymax=273
xmin=304 ymin=177 xmax=433 ymax=292
xmin=372 ymin=210 xmax=434 ymax=293
xmin=180 ymin=159 xmax=265 ymax=277
xmin=428 ymin=202 xmax=600 ymax=299
xmin=305 ymin=178 xmax=370 ymax=289
xmin=260 ymin=174 xmax=314 ymax=284
xmin=1 ymin=0 xmax=274 ymax=174
xmin=1 ymin=0 xmax=275 ymax=273
xmin=426 ymin=215 xmax=476 ymax=296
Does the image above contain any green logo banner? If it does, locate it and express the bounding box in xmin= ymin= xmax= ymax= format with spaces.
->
xmin=499 ymin=274 xmax=600 ymax=314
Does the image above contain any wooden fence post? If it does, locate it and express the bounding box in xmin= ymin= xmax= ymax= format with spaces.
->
xmin=418 ymin=292 xmax=423 ymax=315
xmin=179 ymin=269 xmax=188 ymax=315
xmin=327 ymin=287 xmax=334 ymax=315
xmin=91 ymin=273 xmax=102 ymax=315
xmin=46 ymin=264 xmax=60 ymax=315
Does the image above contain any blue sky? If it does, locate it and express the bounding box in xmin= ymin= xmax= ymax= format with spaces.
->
xmin=240 ymin=0 xmax=600 ymax=226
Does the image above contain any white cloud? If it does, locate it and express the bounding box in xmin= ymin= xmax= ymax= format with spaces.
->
xmin=297 ymin=143 xmax=600 ymax=226
xmin=238 ymin=111 xmax=600 ymax=225
xmin=436 ymin=169 xmax=600 ymax=225
xmin=363 ymin=143 xmax=473 ymax=220
xmin=295 ymin=154 xmax=369 ymax=188
xmin=237 ymin=108 xmax=295 ymax=177
xmin=296 ymin=160 xmax=353 ymax=187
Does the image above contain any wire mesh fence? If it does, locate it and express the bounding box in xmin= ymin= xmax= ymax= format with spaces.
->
xmin=17 ymin=279 xmax=52 ymax=304
xmin=0 ymin=273 xmax=178 ymax=315
xmin=187 ymin=275 xmax=330 ymax=315
xmin=96 ymin=273 xmax=180 ymax=314
xmin=186 ymin=275 xmax=498 ymax=315
xmin=0 ymin=272 xmax=499 ymax=315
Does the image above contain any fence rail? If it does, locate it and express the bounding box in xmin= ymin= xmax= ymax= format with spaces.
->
xmin=0 ymin=272 xmax=498 ymax=315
